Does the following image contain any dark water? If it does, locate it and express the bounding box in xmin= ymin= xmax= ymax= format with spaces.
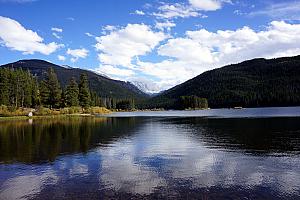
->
xmin=1 ymin=108 xmax=300 ymax=199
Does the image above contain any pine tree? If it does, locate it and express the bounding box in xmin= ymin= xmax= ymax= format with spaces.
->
xmin=40 ymin=68 xmax=62 ymax=108
xmin=79 ymin=74 xmax=91 ymax=108
xmin=65 ymin=77 xmax=79 ymax=107
xmin=40 ymin=79 xmax=50 ymax=106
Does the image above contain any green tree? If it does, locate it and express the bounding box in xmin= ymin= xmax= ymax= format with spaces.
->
xmin=22 ymin=70 xmax=33 ymax=107
xmin=65 ymin=77 xmax=79 ymax=107
xmin=78 ymin=74 xmax=91 ymax=108
xmin=0 ymin=68 xmax=10 ymax=106
xmin=40 ymin=79 xmax=50 ymax=106
xmin=32 ymin=78 xmax=41 ymax=107
xmin=40 ymin=68 xmax=62 ymax=108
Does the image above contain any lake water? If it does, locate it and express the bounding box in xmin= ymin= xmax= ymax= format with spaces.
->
xmin=0 ymin=107 xmax=300 ymax=199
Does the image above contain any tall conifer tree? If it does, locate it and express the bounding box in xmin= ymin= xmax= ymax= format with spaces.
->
xmin=65 ymin=77 xmax=79 ymax=107
xmin=79 ymin=74 xmax=91 ymax=108
xmin=40 ymin=68 xmax=62 ymax=108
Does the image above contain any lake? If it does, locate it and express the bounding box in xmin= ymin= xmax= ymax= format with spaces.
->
xmin=0 ymin=107 xmax=300 ymax=199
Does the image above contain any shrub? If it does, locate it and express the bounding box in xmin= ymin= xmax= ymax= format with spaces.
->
xmin=35 ymin=107 xmax=52 ymax=116
xmin=85 ymin=107 xmax=111 ymax=115
xmin=0 ymin=105 xmax=30 ymax=117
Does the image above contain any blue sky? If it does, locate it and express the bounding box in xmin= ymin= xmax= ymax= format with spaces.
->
xmin=1 ymin=0 xmax=300 ymax=92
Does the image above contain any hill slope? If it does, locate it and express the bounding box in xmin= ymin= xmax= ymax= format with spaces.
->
xmin=0 ymin=59 xmax=148 ymax=100
xmin=147 ymin=56 xmax=300 ymax=108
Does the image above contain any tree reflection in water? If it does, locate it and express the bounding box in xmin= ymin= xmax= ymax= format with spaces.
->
xmin=0 ymin=117 xmax=138 ymax=164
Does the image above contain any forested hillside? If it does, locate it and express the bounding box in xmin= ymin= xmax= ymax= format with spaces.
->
xmin=145 ymin=56 xmax=300 ymax=109
xmin=0 ymin=59 xmax=148 ymax=101
xmin=0 ymin=67 xmax=136 ymax=111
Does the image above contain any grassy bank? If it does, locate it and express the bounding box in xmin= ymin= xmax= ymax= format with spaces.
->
xmin=0 ymin=105 xmax=111 ymax=119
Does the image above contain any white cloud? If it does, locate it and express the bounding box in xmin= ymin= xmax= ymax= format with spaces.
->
xmin=155 ymin=21 xmax=176 ymax=31
xmin=189 ymin=0 xmax=231 ymax=11
xmin=95 ymin=65 xmax=135 ymax=79
xmin=250 ymin=1 xmax=300 ymax=20
xmin=85 ymin=32 xmax=94 ymax=37
xmin=52 ymin=32 xmax=61 ymax=39
xmin=0 ymin=16 xmax=63 ymax=55
xmin=152 ymin=0 xmax=231 ymax=19
xmin=57 ymin=55 xmax=66 ymax=61
xmin=135 ymin=10 xmax=145 ymax=15
xmin=137 ymin=59 xmax=197 ymax=91
xmin=158 ymin=37 xmax=215 ymax=64
xmin=153 ymin=3 xmax=202 ymax=19
xmin=102 ymin=25 xmax=116 ymax=32
xmin=66 ymin=48 xmax=89 ymax=62
xmin=95 ymin=24 xmax=167 ymax=67
xmin=135 ymin=21 xmax=300 ymax=91
xmin=51 ymin=27 xmax=63 ymax=32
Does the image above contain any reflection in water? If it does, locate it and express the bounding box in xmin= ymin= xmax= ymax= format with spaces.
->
xmin=0 ymin=117 xmax=138 ymax=164
xmin=167 ymin=117 xmax=300 ymax=154
xmin=0 ymin=116 xmax=300 ymax=199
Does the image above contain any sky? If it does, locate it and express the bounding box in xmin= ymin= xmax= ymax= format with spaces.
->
xmin=0 ymin=0 xmax=300 ymax=93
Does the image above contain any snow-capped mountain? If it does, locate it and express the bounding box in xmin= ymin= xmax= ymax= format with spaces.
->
xmin=130 ymin=80 xmax=160 ymax=95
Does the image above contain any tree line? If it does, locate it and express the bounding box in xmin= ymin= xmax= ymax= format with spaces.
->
xmin=179 ymin=96 xmax=208 ymax=109
xmin=0 ymin=68 xmax=135 ymax=110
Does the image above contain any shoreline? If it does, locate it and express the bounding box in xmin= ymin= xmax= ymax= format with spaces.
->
xmin=0 ymin=114 xmax=98 ymax=121
xmin=1 ymin=106 xmax=300 ymax=121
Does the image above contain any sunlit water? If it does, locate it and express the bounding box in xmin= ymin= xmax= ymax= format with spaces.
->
xmin=1 ymin=107 xmax=300 ymax=199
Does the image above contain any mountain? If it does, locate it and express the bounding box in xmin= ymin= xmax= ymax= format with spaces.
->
xmin=130 ymin=79 xmax=160 ymax=95
xmin=0 ymin=59 xmax=149 ymax=100
xmin=146 ymin=55 xmax=300 ymax=109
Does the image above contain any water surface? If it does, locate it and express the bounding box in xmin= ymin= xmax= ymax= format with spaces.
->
xmin=0 ymin=108 xmax=300 ymax=199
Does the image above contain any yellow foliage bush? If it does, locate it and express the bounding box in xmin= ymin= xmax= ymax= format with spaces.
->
xmin=85 ymin=107 xmax=111 ymax=114
xmin=0 ymin=105 xmax=30 ymax=117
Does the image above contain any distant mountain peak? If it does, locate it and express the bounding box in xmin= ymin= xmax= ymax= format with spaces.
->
xmin=130 ymin=80 xmax=160 ymax=94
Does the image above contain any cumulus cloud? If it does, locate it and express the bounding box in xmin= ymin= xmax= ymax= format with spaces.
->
xmin=189 ymin=0 xmax=231 ymax=11
xmin=66 ymin=48 xmax=89 ymax=62
xmin=136 ymin=21 xmax=300 ymax=91
xmin=57 ymin=55 xmax=66 ymax=61
xmin=95 ymin=24 xmax=167 ymax=67
xmin=93 ymin=20 xmax=300 ymax=92
xmin=0 ymin=16 xmax=63 ymax=55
